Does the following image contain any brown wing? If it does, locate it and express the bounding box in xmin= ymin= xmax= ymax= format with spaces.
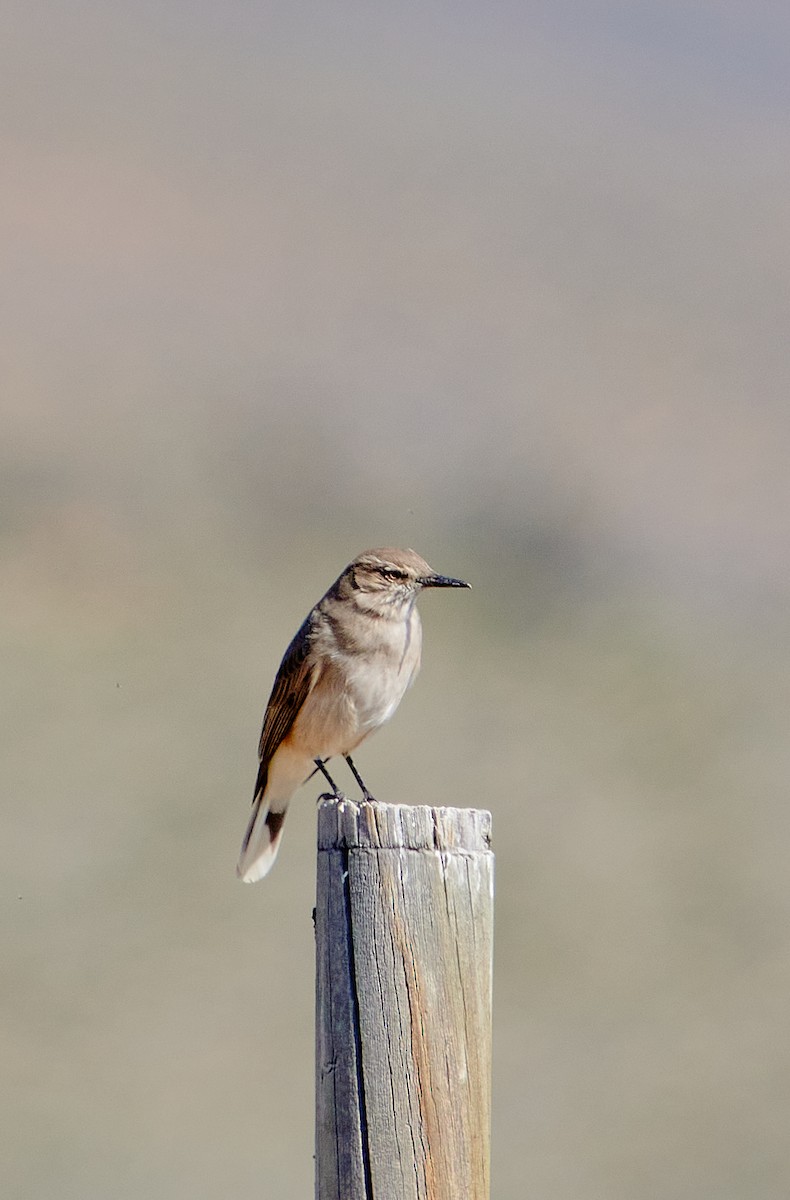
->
xmin=252 ymin=614 xmax=319 ymax=798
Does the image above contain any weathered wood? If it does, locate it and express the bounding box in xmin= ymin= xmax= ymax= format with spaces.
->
xmin=315 ymin=797 xmax=494 ymax=1200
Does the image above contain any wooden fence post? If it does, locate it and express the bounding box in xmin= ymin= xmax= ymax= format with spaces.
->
xmin=315 ymin=797 xmax=494 ymax=1200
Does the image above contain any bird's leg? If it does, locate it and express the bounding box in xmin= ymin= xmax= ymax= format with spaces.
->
xmin=313 ymin=758 xmax=343 ymax=799
xmin=344 ymin=755 xmax=376 ymax=802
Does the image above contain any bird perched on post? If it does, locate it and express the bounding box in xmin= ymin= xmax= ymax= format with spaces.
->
xmin=237 ymin=547 xmax=470 ymax=882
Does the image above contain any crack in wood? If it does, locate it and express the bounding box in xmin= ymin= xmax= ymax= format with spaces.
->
xmin=342 ymin=847 xmax=375 ymax=1200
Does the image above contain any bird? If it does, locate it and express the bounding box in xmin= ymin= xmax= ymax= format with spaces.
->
xmin=237 ymin=547 xmax=470 ymax=882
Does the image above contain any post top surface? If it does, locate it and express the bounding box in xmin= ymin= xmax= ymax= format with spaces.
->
xmin=317 ymin=797 xmax=492 ymax=854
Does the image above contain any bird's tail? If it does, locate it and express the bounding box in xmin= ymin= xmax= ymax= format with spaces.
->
xmin=236 ymin=791 xmax=288 ymax=883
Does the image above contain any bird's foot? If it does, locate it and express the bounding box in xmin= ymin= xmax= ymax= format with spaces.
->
xmin=343 ymin=755 xmax=378 ymax=805
xmin=313 ymin=758 xmax=344 ymax=798
xmin=317 ymin=790 xmax=347 ymax=805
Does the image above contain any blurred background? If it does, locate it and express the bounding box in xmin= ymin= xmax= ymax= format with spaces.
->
xmin=3 ymin=2 xmax=790 ymax=1196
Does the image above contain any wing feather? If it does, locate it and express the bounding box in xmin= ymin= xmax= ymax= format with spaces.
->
xmin=251 ymin=614 xmax=319 ymax=798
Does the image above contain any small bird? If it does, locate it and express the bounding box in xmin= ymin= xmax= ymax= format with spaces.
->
xmin=237 ymin=548 xmax=470 ymax=882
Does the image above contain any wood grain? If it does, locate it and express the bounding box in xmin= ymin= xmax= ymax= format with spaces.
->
xmin=315 ymin=798 xmax=494 ymax=1200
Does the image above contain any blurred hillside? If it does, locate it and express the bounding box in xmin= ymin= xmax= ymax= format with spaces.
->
xmin=3 ymin=3 xmax=790 ymax=1198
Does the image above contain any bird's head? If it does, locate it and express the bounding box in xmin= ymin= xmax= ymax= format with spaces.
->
xmin=339 ymin=548 xmax=470 ymax=613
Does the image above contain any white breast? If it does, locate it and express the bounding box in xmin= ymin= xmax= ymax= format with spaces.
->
xmin=350 ymin=608 xmax=422 ymax=732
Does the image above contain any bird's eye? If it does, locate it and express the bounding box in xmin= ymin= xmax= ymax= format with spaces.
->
xmin=381 ymin=568 xmax=405 ymax=582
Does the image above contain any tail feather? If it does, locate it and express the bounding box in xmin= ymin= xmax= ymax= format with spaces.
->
xmin=237 ymin=793 xmax=288 ymax=883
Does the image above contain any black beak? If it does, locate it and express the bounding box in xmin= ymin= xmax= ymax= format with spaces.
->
xmin=419 ymin=573 xmax=471 ymax=589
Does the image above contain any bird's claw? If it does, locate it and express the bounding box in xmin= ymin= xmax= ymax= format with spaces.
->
xmin=317 ymin=790 xmax=347 ymax=805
